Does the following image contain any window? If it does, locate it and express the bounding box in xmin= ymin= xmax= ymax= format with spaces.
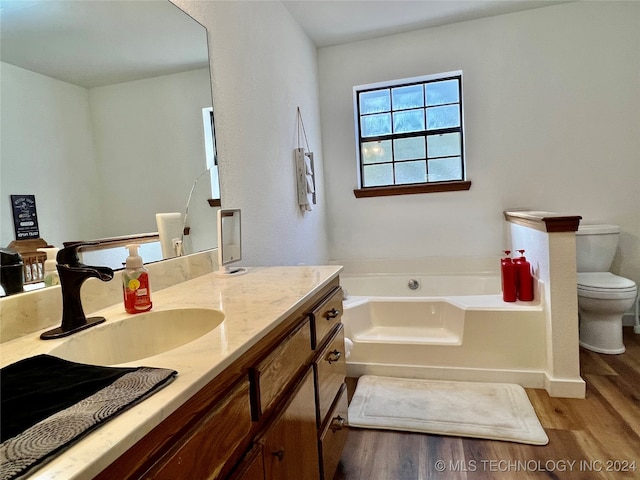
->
xmin=353 ymin=71 xmax=470 ymax=197
xmin=202 ymin=107 xmax=220 ymax=205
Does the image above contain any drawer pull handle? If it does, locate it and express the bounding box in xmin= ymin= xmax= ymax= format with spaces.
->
xmin=272 ymin=449 xmax=285 ymax=461
xmin=325 ymin=308 xmax=340 ymax=320
xmin=326 ymin=350 xmax=342 ymax=364
xmin=330 ymin=415 xmax=346 ymax=432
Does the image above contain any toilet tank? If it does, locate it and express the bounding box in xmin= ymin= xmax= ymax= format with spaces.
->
xmin=575 ymin=224 xmax=620 ymax=272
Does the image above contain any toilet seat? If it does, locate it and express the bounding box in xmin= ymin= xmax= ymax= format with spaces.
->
xmin=577 ymin=272 xmax=637 ymax=300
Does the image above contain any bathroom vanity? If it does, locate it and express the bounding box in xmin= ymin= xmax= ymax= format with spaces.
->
xmin=0 ymin=265 xmax=347 ymax=480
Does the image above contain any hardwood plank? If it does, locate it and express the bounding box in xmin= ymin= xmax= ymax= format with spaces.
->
xmin=334 ymin=327 xmax=640 ymax=480
xmin=584 ymin=374 xmax=640 ymax=439
xmin=579 ymin=348 xmax=618 ymax=376
xmin=525 ymin=389 xmax=585 ymax=431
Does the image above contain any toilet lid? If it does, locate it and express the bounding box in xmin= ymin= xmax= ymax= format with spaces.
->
xmin=577 ymin=272 xmax=637 ymax=292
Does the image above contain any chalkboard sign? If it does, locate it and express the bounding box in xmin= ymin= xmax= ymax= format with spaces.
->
xmin=10 ymin=195 xmax=40 ymax=240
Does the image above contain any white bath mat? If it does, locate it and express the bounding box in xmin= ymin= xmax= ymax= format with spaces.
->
xmin=348 ymin=375 xmax=548 ymax=445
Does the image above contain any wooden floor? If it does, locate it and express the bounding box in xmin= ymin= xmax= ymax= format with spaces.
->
xmin=334 ymin=327 xmax=640 ymax=480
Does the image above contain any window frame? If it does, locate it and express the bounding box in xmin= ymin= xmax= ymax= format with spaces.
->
xmin=352 ymin=71 xmax=470 ymax=198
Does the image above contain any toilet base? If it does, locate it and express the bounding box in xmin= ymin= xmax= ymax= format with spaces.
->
xmin=579 ymin=340 xmax=625 ymax=355
xmin=578 ymin=311 xmax=625 ymax=355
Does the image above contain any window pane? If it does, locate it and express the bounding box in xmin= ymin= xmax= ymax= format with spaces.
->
xmin=393 ymin=109 xmax=424 ymax=134
xmin=427 ymin=157 xmax=462 ymax=181
xmin=425 ymin=79 xmax=459 ymax=106
xmin=396 ymin=161 xmax=426 ymax=184
xmin=363 ymin=163 xmax=393 ymax=187
xmin=426 ymin=105 xmax=460 ymax=130
xmin=360 ymin=89 xmax=390 ymax=114
xmin=427 ymin=132 xmax=461 ymax=158
xmin=394 ymin=136 xmax=425 ymax=161
xmin=392 ymin=85 xmax=424 ymax=110
xmin=362 ymin=140 xmax=392 ymax=164
xmin=361 ymin=113 xmax=392 ymax=137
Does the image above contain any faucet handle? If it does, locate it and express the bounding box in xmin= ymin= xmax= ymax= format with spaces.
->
xmin=57 ymin=241 xmax=98 ymax=267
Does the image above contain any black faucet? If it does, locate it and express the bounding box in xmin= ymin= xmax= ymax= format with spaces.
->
xmin=40 ymin=242 xmax=114 ymax=340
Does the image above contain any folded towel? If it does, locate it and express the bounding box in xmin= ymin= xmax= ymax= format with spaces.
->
xmin=305 ymin=174 xmax=315 ymax=194
xmin=0 ymin=355 xmax=176 ymax=480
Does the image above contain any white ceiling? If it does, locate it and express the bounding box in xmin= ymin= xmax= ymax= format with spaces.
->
xmin=282 ymin=0 xmax=571 ymax=47
xmin=0 ymin=0 xmax=209 ymax=88
xmin=0 ymin=0 xmax=570 ymax=88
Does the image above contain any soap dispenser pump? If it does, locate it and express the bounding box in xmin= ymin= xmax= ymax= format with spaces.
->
xmin=123 ymin=244 xmax=152 ymax=314
xmin=37 ymin=247 xmax=60 ymax=286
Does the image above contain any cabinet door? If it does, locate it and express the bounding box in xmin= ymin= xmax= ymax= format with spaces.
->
xmin=143 ymin=379 xmax=252 ymax=479
xmin=261 ymin=368 xmax=320 ymax=480
xmin=319 ymin=384 xmax=349 ymax=480
xmin=229 ymin=446 xmax=265 ymax=480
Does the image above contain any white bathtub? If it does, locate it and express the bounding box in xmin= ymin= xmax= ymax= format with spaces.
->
xmin=340 ymin=272 xmax=548 ymax=389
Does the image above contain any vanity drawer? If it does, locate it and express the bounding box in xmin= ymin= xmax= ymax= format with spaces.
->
xmin=252 ymin=317 xmax=312 ymax=418
xmin=310 ymin=286 xmax=343 ymax=349
xmin=319 ymin=383 xmax=349 ymax=480
xmin=144 ymin=378 xmax=252 ymax=479
xmin=315 ymin=325 xmax=347 ymax=427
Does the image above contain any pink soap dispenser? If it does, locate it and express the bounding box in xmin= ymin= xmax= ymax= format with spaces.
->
xmin=123 ymin=244 xmax=153 ymax=314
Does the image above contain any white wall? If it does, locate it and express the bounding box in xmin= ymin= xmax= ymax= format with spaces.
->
xmin=90 ymin=68 xmax=215 ymax=249
xmin=1 ymin=63 xmax=216 ymax=257
xmin=318 ymin=1 xmax=640 ymax=284
xmin=174 ymin=0 xmax=329 ymax=266
xmin=0 ymin=62 xmax=102 ymax=247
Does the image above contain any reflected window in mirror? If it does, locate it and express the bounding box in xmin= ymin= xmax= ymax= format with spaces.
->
xmin=202 ymin=107 xmax=221 ymax=203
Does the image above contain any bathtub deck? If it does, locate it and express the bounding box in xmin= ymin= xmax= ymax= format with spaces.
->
xmin=353 ymin=326 xmax=462 ymax=345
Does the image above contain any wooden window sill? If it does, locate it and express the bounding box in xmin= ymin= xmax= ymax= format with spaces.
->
xmin=353 ymin=180 xmax=471 ymax=198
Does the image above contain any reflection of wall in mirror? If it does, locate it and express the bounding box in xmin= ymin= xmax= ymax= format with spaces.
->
xmin=1 ymin=63 xmax=216 ymax=251
xmin=218 ymin=210 xmax=241 ymax=266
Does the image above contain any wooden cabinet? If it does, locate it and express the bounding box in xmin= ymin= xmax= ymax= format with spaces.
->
xmin=261 ymin=368 xmax=320 ymax=480
xmin=313 ymin=309 xmax=349 ymax=480
xmin=96 ymin=277 xmax=346 ymax=480
xmin=319 ymin=384 xmax=349 ymax=480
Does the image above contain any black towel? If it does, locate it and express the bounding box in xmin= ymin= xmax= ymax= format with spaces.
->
xmin=0 ymin=354 xmax=177 ymax=480
xmin=1 ymin=354 xmax=139 ymax=442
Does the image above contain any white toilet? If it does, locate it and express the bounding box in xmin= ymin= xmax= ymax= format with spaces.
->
xmin=576 ymin=224 xmax=638 ymax=354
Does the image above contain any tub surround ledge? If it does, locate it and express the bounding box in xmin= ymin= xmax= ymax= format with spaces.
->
xmin=504 ymin=210 xmax=582 ymax=233
xmin=0 ymin=265 xmax=343 ymax=480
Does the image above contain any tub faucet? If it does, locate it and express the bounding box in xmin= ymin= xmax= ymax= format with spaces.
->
xmin=40 ymin=242 xmax=114 ymax=340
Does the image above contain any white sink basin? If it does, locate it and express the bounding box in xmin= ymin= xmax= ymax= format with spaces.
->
xmin=48 ymin=308 xmax=224 ymax=365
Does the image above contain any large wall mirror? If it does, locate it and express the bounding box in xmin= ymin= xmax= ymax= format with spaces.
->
xmin=0 ymin=0 xmax=220 ymax=281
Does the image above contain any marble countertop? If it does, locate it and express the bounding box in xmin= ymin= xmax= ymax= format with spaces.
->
xmin=0 ymin=265 xmax=342 ymax=480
